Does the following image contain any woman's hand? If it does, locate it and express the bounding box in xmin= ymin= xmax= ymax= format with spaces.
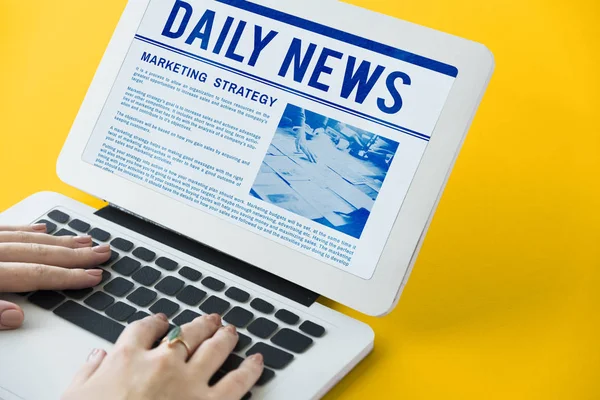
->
xmin=63 ymin=313 xmax=264 ymax=400
xmin=294 ymin=127 xmax=318 ymax=163
xmin=0 ymin=224 xmax=111 ymax=330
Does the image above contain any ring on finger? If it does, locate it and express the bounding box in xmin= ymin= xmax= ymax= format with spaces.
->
xmin=160 ymin=326 xmax=192 ymax=358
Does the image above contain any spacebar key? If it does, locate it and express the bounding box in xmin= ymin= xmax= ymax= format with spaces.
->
xmin=54 ymin=300 xmax=125 ymax=344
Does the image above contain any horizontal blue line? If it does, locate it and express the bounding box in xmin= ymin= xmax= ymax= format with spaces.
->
xmin=215 ymin=0 xmax=458 ymax=78
xmin=134 ymin=35 xmax=430 ymax=141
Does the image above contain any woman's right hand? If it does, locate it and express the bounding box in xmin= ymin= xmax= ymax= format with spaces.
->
xmin=62 ymin=313 xmax=264 ymax=400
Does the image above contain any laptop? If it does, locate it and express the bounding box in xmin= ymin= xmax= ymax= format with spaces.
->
xmin=0 ymin=0 xmax=494 ymax=399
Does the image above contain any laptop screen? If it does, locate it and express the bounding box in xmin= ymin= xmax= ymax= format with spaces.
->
xmin=82 ymin=0 xmax=457 ymax=280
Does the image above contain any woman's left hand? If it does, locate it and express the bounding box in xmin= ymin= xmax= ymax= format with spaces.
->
xmin=0 ymin=224 xmax=111 ymax=330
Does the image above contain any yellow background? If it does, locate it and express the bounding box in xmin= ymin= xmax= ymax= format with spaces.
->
xmin=1 ymin=0 xmax=598 ymax=399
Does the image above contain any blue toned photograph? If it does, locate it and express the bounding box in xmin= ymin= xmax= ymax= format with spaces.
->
xmin=250 ymin=104 xmax=399 ymax=239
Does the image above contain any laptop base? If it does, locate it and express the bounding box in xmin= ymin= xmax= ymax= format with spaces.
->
xmin=0 ymin=192 xmax=373 ymax=400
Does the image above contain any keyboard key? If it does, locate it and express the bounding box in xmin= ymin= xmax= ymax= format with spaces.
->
xmin=132 ymin=247 xmax=155 ymax=262
xmin=101 ymin=250 xmax=120 ymax=267
xmin=271 ymin=328 xmax=313 ymax=353
xmin=63 ymin=288 xmax=93 ymax=300
xmin=132 ymin=266 xmax=161 ymax=286
xmin=55 ymin=228 xmax=76 ymax=237
xmin=224 ymin=307 xmax=254 ymax=328
xmin=246 ymin=343 xmax=293 ymax=370
xmin=85 ymin=292 xmax=115 ymax=311
xmin=89 ymin=228 xmax=111 ymax=242
xmin=128 ymin=311 xmax=150 ymax=324
xmin=275 ymin=309 xmax=299 ymax=325
xmin=112 ymin=256 xmax=140 ymax=276
xmin=250 ymin=298 xmax=274 ymax=314
xmin=28 ymin=291 xmax=65 ymax=310
xmin=48 ymin=210 xmax=69 ymax=224
xmin=208 ymin=370 xmax=226 ymax=386
xmin=247 ymin=317 xmax=278 ymax=339
xmin=155 ymin=276 xmax=185 ymax=296
xmin=178 ymin=266 xmax=202 ymax=282
xmin=54 ymin=301 xmax=124 ymax=344
xmin=36 ymin=219 xmax=57 ymax=234
xmin=68 ymin=219 xmax=90 ymax=233
xmin=201 ymin=276 xmax=225 ymax=292
xmin=199 ymin=296 xmax=230 ymax=315
xmin=127 ymin=287 xmax=157 ymax=307
xmin=156 ymin=257 xmax=178 ymax=271
xmin=256 ymin=368 xmax=276 ymax=386
xmin=220 ymin=353 xmax=244 ymax=372
xmin=299 ymin=321 xmax=325 ymax=338
xmin=99 ymin=270 xmax=112 ymax=285
xmin=234 ymin=332 xmax=252 ymax=352
xmin=149 ymin=298 xmax=180 ymax=318
xmin=206 ymin=369 xmax=253 ymax=400
xmin=104 ymin=277 xmax=134 ymax=297
xmin=215 ymin=353 xmax=275 ymax=386
xmin=111 ymin=237 xmax=134 ymax=252
xmin=225 ymin=287 xmax=250 ymax=303
xmin=176 ymin=286 xmax=207 ymax=306
xmin=105 ymin=302 xmax=136 ymax=322
xmin=173 ymin=310 xmax=201 ymax=325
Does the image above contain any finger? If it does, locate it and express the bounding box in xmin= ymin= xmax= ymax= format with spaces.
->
xmin=116 ymin=313 xmax=169 ymax=349
xmin=69 ymin=348 xmax=107 ymax=386
xmin=0 ymin=243 xmax=111 ymax=268
xmin=302 ymin=146 xmax=316 ymax=163
xmin=0 ymin=232 xmax=93 ymax=249
xmin=190 ymin=324 xmax=239 ymax=380
xmin=0 ymin=224 xmax=47 ymax=233
xmin=0 ymin=300 xmax=24 ymax=330
xmin=0 ymin=263 xmax=103 ymax=292
xmin=156 ymin=314 xmax=221 ymax=361
xmin=210 ymin=354 xmax=264 ymax=400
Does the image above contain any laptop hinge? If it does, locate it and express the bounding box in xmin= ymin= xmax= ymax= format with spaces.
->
xmin=95 ymin=204 xmax=320 ymax=307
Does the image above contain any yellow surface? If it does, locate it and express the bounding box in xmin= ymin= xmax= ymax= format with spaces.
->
xmin=0 ymin=0 xmax=598 ymax=399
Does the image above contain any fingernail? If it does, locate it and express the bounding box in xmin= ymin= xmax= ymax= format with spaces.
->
xmin=31 ymin=223 xmax=47 ymax=232
xmin=87 ymin=348 xmax=99 ymax=361
xmin=93 ymin=244 xmax=111 ymax=253
xmin=249 ymin=353 xmax=263 ymax=365
xmin=208 ymin=313 xmax=221 ymax=324
xmin=86 ymin=269 xmax=104 ymax=277
xmin=74 ymin=235 xmax=92 ymax=244
xmin=87 ymin=348 xmax=105 ymax=361
xmin=155 ymin=313 xmax=168 ymax=322
xmin=224 ymin=324 xmax=237 ymax=335
xmin=0 ymin=309 xmax=24 ymax=328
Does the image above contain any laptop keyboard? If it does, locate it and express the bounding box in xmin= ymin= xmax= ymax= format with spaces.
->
xmin=24 ymin=208 xmax=327 ymax=399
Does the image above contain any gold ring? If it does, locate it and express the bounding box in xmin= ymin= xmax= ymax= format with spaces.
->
xmin=160 ymin=326 xmax=192 ymax=358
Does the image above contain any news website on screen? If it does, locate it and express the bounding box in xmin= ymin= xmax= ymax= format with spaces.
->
xmin=82 ymin=0 xmax=458 ymax=279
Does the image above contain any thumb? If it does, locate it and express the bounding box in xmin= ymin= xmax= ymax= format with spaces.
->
xmin=0 ymin=300 xmax=24 ymax=330
xmin=69 ymin=348 xmax=107 ymax=387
